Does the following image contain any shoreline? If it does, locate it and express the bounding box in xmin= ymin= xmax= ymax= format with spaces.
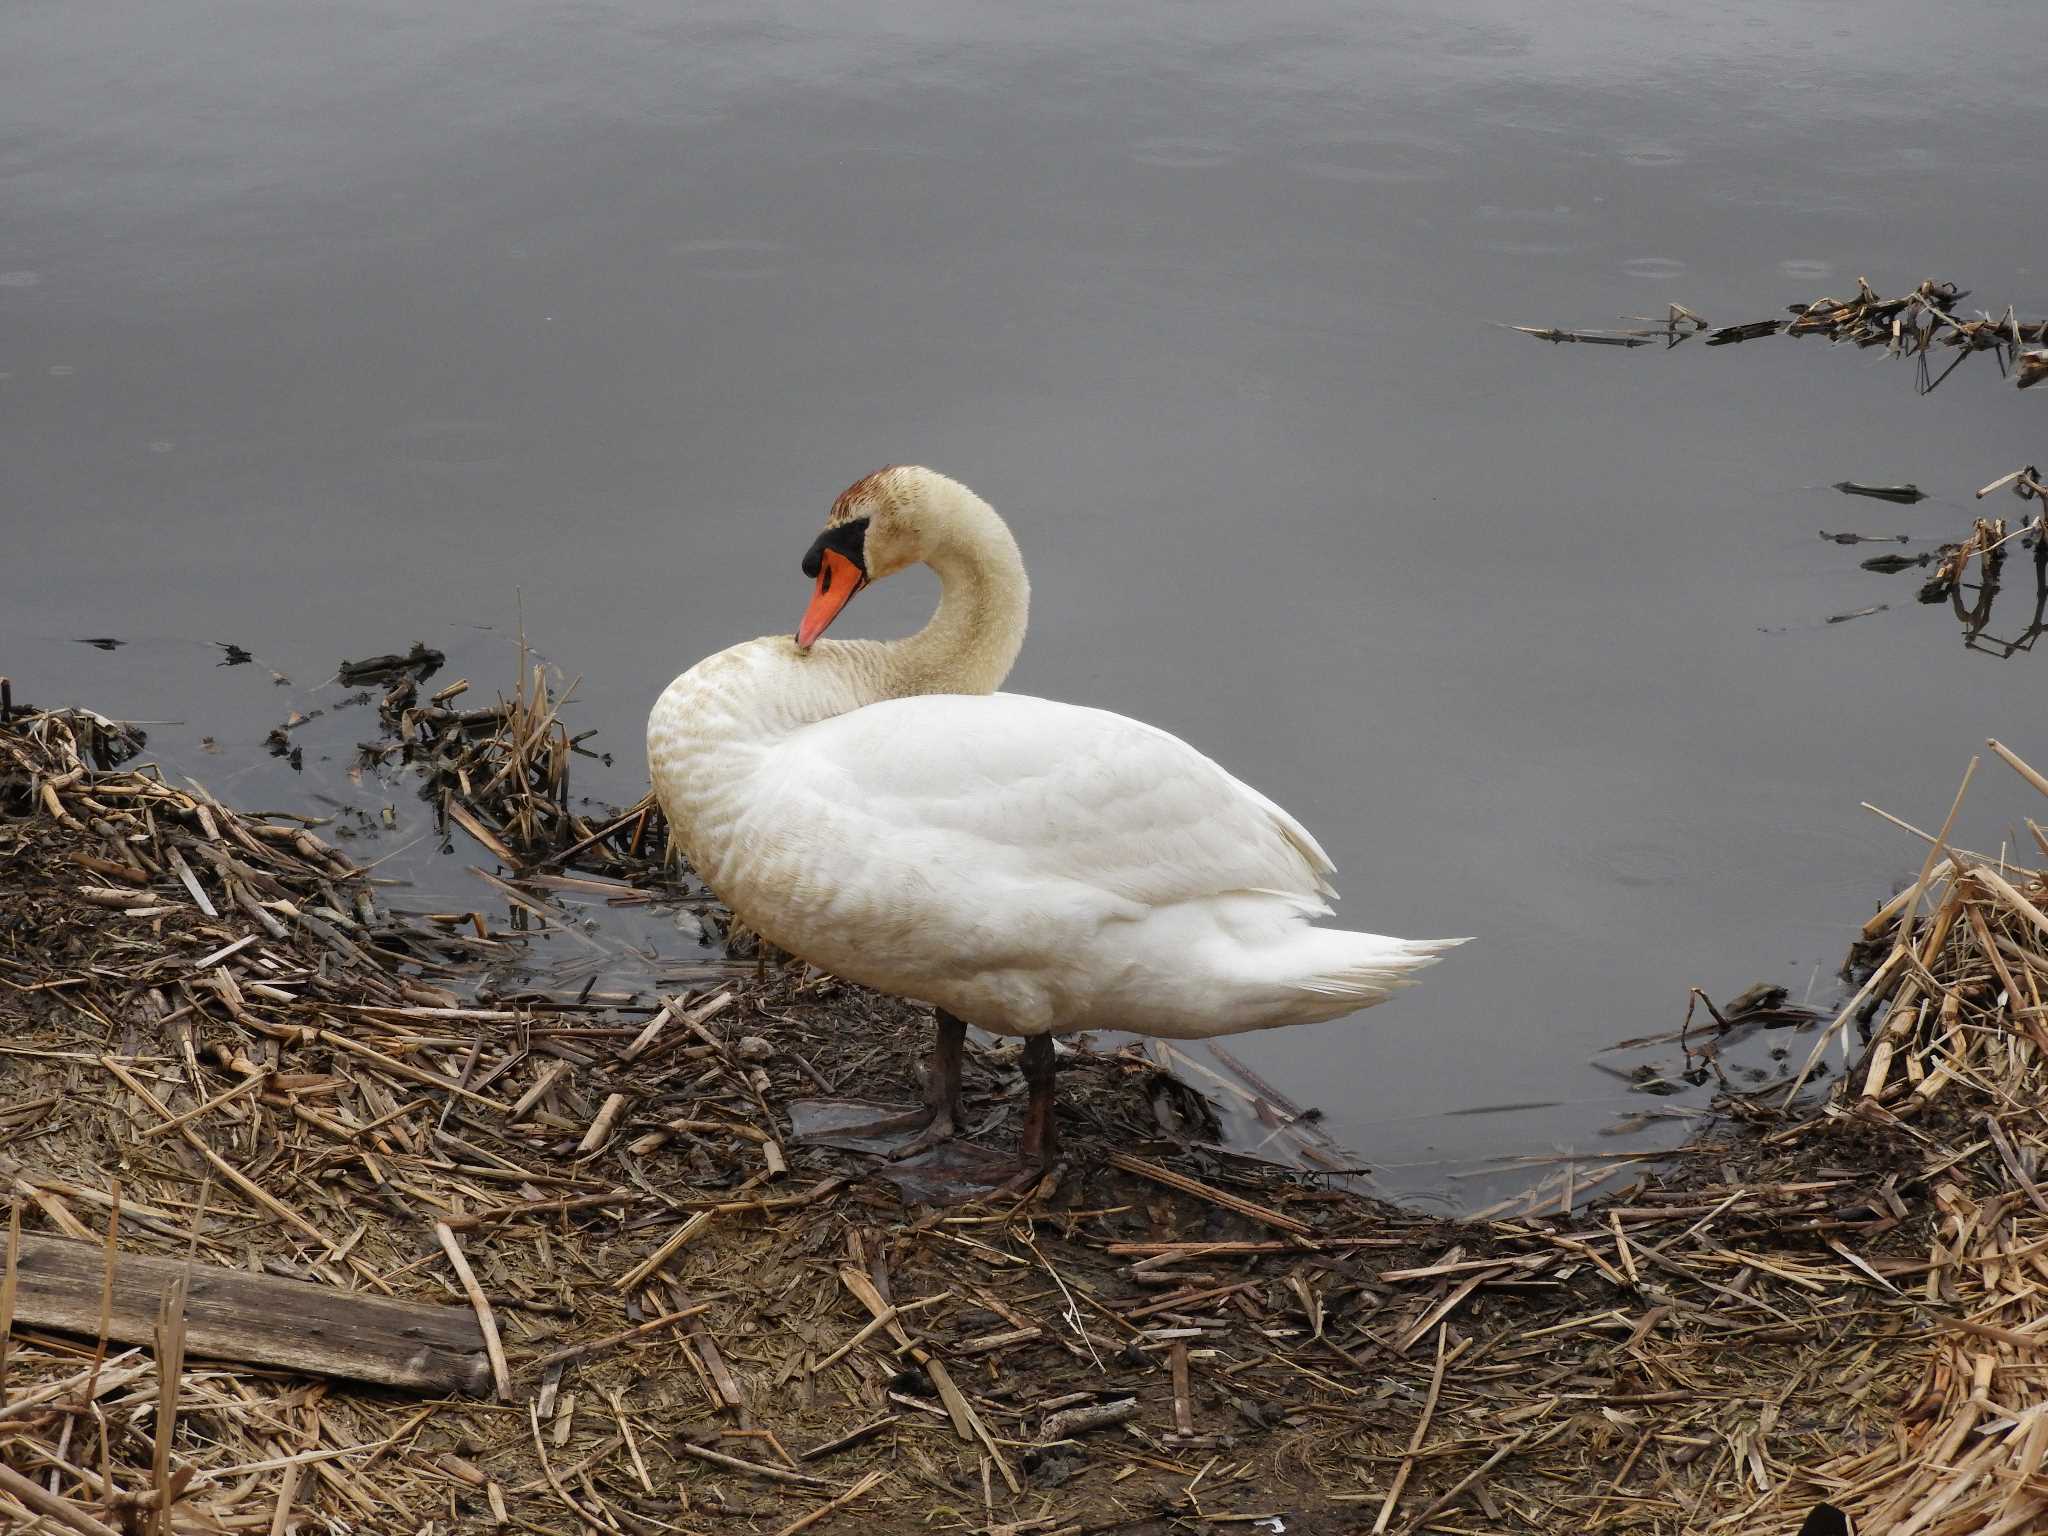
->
xmin=3 ymin=696 xmax=2045 ymax=1534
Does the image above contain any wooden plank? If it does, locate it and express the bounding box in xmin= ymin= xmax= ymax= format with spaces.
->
xmin=2 ymin=1232 xmax=490 ymax=1394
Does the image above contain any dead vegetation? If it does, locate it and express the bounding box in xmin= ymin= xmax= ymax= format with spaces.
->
xmin=1515 ymin=277 xmax=2048 ymax=394
xmin=350 ymin=628 xmax=664 ymax=879
xmin=1515 ymin=278 xmax=2048 ymax=657
xmin=6 ymin=678 xmax=2048 ymax=1535
xmin=1901 ymin=467 xmax=2048 ymax=659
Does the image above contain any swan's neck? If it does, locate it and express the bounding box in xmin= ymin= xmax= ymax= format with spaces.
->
xmin=649 ymin=490 xmax=1031 ymax=866
xmin=882 ymin=500 xmax=1029 ymax=698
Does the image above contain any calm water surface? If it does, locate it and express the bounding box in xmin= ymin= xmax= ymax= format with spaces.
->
xmin=5 ymin=1 xmax=2045 ymax=1206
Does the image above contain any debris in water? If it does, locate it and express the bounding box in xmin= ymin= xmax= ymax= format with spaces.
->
xmin=1510 ymin=303 xmax=1706 ymax=350
xmin=215 ymin=641 xmax=254 ymax=666
xmin=1834 ymin=481 xmax=1927 ymax=504
xmin=1976 ymin=464 xmax=2044 ymax=501
xmin=338 ymin=640 xmax=445 ymax=686
xmin=1918 ymin=517 xmax=2010 ymax=605
xmin=1819 ymin=530 xmax=1908 ymax=545
xmin=1704 ymin=319 xmax=1783 ymax=345
xmin=76 ymin=636 xmax=124 ymax=650
xmin=1830 ymin=463 xmax=2047 ymax=656
xmin=1512 ymin=277 xmax=2048 ymax=392
xmin=1826 ymin=604 xmax=1888 ymax=624
xmin=1511 ymin=325 xmax=1654 ymax=347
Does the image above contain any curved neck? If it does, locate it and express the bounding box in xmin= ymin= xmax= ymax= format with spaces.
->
xmin=884 ymin=497 xmax=1029 ymax=697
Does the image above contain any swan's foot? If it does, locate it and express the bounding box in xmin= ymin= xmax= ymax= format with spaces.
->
xmin=885 ymin=1103 xmax=962 ymax=1162
xmin=873 ymin=1034 xmax=1063 ymax=1206
xmin=786 ymin=1099 xmax=928 ymax=1154
xmin=787 ymin=1012 xmax=969 ymax=1156
xmin=887 ymin=1011 xmax=968 ymax=1160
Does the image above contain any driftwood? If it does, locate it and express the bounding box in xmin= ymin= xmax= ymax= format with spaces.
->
xmin=0 ymin=1231 xmax=491 ymax=1394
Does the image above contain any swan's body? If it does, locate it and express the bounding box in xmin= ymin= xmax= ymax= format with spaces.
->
xmin=648 ymin=467 xmax=1461 ymax=1167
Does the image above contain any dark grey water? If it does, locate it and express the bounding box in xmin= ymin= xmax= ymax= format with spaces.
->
xmin=6 ymin=1 xmax=2045 ymax=1207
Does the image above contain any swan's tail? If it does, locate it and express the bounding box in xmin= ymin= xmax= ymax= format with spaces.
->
xmin=1294 ymin=931 xmax=1470 ymax=1006
xmin=1095 ymin=899 xmax=1467 ymax=1039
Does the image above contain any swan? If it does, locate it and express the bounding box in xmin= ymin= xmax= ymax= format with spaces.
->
xmin=647 ymin=466 xmax=1463 ymax=1176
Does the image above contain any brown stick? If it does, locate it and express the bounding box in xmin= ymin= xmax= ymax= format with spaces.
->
xmin=86 ymin=1179 xmax=120 ymax=1407
xmin=799 ymin=1415 xmax=898 ymax=1462
xmin=771 ymin=1468 xmax=889 ymax=1536
xmin=617 ymin=1211 xmax=716 ymax=1292
xmin=434 ymin=1223 xmax=512 ymax=1401
xmin=1373 ymin=1325 xmax=1448 ymax=1534
xmin=1988 ymin=739 xmax=2048 ymax=800
xmin=676 ymin=1440 xmax=835 ymax=1488
xmin=0 ymin=1463 xmax=123 ymax=1536
xmin=533 ymin=1305 xmax=710 ymax=1370
xmin=151 ymin=1277 xmax=188 ymax=1536
xmin=1104 ymin=1151 xmax=1314 ymax=1238
xmin=1040 ymin=1397 xmax=1138 ymax=1440
xmin=0 ymin=1196 xmax=19 ymax=1400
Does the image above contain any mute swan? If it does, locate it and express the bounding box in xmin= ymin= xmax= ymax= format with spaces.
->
xmin=647 ymin=466 xmax=1463 ymax=1175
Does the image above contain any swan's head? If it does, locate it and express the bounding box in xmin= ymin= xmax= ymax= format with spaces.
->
xmin=796 ymin=465 xmax=977 ymax=649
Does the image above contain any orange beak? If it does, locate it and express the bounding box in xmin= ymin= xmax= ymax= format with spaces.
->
xmin=796 ymin=549 xmax=867 ymax=649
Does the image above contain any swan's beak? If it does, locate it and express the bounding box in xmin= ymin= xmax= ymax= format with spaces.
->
xmin=796 ymin=549 xmax=867 ymax=650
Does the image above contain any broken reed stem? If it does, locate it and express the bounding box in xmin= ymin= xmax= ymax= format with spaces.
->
xmin=1784 ymin=756 xmax=1980 ymax=1107
xmin=677 ymin=1440 xmax=836 ymax=1488
xmin=434 ymin=1223 xmax=512 ymax=1402
xmin=0 ymin=1196 xmax=19 ymax=1401
xmin=1989 ymin=738 xmax=2048 ymax=801
xmin=533 ymin=1305 xmax=710 ymax=1371
xmin=1373 ymin=1324 xmax=1448 ymax=1534
xmin=527 ymin=1398 xmax=601 ymax=1529
xmin=0 ymin=1463 xmax=124 ymax=1536
xmin=772 ymin=1467 xmax=890 ymax=1536
xmin=151 ymin=1277 xmax=187 ymax=1536
xmin=617 ymin=1210 xmax=716 ymax=1292
xmin=1972 ymin=864 xmax=2048 ymax=947
xmin=85 ymin=1178 xmax=119 ymax=1409
xmin=1897 ymin=756 xmax=1979 ymax=960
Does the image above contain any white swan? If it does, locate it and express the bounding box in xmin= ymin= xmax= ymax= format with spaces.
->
xmin=648 ymin=466 xmax=1463 ymax=1171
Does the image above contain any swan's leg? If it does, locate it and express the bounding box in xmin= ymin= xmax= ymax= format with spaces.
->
xmin=791 ymin=1013 xmax=968 ymax=1155
xmin=925 ymin=1011 xmax=968 ymax=1128
xmin=885 ymin=1011 xmax=968 ymax=1160
xmin=875 ymin=1030 xmax=1061 ymax=1205
xmin=1017 ymin=1034 xmax=1059 ymax=1167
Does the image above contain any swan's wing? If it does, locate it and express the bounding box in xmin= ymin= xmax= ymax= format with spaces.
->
xmin=774 ymin=693 xmax=1337 ymax=912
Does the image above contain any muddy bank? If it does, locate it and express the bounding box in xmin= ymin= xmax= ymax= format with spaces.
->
xmin=3 ymin=695 xmax=2046 ymax=1535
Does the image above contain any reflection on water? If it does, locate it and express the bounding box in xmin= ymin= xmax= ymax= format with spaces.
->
xmin=1939 ymin=508 xmax=2048 ymax=661
xmin=4 ymin=0 xmax=2046 ymax=1204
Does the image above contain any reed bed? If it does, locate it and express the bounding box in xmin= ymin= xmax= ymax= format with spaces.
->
xmin=350 ymin=631 xmax=666 ymax=878
xmin=5 ymin=675 xmax=2048 ymax=1534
